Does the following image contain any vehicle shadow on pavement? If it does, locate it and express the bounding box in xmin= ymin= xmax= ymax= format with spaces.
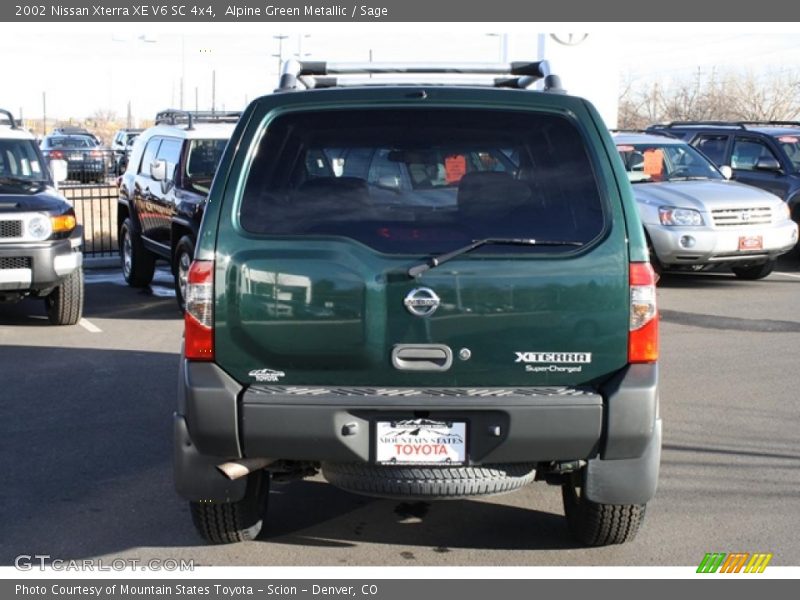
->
xmin=262 ymin=480 xmax=579 ymax=552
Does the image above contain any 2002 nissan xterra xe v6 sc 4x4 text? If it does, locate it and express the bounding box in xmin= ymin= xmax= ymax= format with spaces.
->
xmin=174 ymin=60 xmax=662 ymax=547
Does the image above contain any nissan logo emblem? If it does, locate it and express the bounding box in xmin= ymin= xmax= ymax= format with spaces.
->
xmin=404 ymin=287 xmax=441 ymax=317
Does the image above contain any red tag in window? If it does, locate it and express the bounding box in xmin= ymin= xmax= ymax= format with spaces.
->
xmin=643 ymin=149 xmax=664 ymax=178
xmin=444 ymin=155 xmax=467 ymax=184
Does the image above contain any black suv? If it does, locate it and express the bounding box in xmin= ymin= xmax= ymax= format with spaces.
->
xmin=117 ymin=110 xmax=240 ymax=310
xmin=175 ymin=61 xmax=661 ymax=547
xmin=1 ymin=109 xmax=84 ymax=325
xmin=647 ymin=121 xmax=800 ymax=227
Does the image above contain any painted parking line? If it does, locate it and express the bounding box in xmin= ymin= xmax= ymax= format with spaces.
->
xmin=772 ymin=271 xmax=800 ymax=280
xmin=78 ymin=318 xmax=102 ymax=333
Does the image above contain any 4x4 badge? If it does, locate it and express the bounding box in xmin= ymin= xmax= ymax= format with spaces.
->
xmin=404 ymin=287 xmax=441 ymax=317
xmin=248 ymin=368 xmax=286 ymax=383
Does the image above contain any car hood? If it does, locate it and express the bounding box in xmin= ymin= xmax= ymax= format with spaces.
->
xmin=0 ymin=186 xmax=71 ymax=213
xmin=632 ymin=179 xmax=783 ymax=212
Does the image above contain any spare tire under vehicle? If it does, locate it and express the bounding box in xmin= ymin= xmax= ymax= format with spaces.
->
xmin=321 ymin=462 xmax=537 ymax=500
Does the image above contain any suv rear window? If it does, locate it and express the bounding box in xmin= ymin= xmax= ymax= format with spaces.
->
xmin=239 ymin=109 xmax=604 ymax=254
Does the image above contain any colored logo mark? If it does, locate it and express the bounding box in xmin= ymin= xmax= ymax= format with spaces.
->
xmin=697 ymin=552 xmax=773 ymax=573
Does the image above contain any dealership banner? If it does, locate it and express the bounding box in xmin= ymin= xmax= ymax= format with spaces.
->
xmin=5 ymin=579 xmax=799 ymax=599
xmin=2 ymin=0 xmax=800 ymax=21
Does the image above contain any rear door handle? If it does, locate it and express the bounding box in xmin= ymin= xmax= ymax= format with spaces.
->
xmin=392 ymin=344 xmax=453 ymax=371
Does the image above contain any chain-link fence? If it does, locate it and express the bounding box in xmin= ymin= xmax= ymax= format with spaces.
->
xmin=61 ymin=183 xmax=119 ymax=257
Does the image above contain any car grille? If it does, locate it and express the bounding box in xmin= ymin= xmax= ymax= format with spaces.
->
xmin=0 ymin=257 xmax=31 ymax=269
xmin=0 ymin=220 xmax=23 ymax=238
xmin=712 ymin=207 xmax=771 ymax=227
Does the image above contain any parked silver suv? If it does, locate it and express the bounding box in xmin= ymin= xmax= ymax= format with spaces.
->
xmin=614 ymin=132 xmax=798 ymax=279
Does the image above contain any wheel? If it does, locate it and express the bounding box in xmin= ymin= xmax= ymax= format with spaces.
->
xmin=120 ymin=217 xmax=155 ymax=287
xmin=189 ymin=472 xmax=270 ymax=544
xmin=561 ymin=471 xmax=646 ymax=546
xmin=732 ymin=260 xmax=775 ymax=280
xmin=45 ymin=267 xmax=84 ymax=326
xmin=321 ymin=462 xmax=536 ymax=500
xmin=173 ymin=236 xmax=195 ymax=313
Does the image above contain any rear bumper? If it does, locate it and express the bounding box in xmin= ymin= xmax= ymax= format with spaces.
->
xmin=176 ymin=359 xmax=658 ymax=465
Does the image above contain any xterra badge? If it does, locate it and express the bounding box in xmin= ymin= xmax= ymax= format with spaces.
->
xmin=248 ymin=368 xmax=286 ymax=383
xmin=514 ymin=352 xmax=592 ymax=364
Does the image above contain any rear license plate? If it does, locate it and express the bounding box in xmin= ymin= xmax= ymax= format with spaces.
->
xmin=739 ymin=235 xmax=763 ymax=251
xmin=69 ymin=153 xmax=83 ymax=161
xmin=375 ymin=419 xmax=466 ymax=465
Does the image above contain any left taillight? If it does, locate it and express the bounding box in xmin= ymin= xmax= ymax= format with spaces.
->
xmin=628 ymin=262 xmax=659 ymax=363
xmin=184 ymin=260 xmax=214 ymax=361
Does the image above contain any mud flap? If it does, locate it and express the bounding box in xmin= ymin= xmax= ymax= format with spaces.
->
xmin=584 ymin=418 xmax=661 ymax=505
xmin=174 ymin=414 xmax=248 ymax=503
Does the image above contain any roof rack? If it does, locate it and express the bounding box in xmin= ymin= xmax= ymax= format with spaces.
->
xmin=154 ymin=109 xmax=242 ymax=130
xmin=651 ymin=120 xmax=800 ymax=130
xmin=276 ymin=59 xmax=563 ymax=93
xmin=0 ymin=108 xmax=20 ymax=129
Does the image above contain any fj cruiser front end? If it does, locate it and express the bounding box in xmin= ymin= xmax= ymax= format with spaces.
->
xmin=0 ymin=109 xmax=84 ymax=325
xmin=174 ymin=61 xmax=661 ymax=547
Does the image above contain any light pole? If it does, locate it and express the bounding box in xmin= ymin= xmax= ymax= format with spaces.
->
xmin=272 ymin=34 xmax=289 ymax=75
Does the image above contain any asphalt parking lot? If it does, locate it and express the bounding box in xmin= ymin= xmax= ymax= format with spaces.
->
xmin=1 ymin=259 xmax=799 ymax=567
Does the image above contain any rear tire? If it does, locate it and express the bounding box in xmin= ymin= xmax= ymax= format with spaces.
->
xmin=322 ymin=462 xmax=536 ymax=500
xmin=732 ymin=260 xmax=775 ymax=280
xmin=45 ymin=267 xmax=84 ymax=326
xmin=561 ymin=472 xmax=646 ymax=546
xmin=120 ymin=217 xmax=155 ymax=287
xmin=189 ymin=472 xmax=270 ymax=544
xmin=173 ymin=236 xmax=195 ymax=313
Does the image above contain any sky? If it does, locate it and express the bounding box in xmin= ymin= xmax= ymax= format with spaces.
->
xmin=1 ymin=23 xmax=800 ymax=126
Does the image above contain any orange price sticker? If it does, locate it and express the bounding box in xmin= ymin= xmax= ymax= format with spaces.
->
xmin=643 ymin=149 xmax=664 ymax=178
xmin=444 ymin=154 xmax=467 ymax=184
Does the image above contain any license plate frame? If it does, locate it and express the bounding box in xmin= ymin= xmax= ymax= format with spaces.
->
xmin=374 ymin=419 xmax=467 ymax=466
xmin=739 ymin=235 xmax=763 ymax=251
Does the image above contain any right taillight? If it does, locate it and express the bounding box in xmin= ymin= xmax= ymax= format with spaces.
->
xmin=184 ymin=260 xmax=214 ymax=361
xmin=629 ymin=262 xmax=659 ymax=363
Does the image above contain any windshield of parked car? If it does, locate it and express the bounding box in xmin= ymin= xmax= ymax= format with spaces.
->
xmin=0 ymin=139 xmax=49 ymax=188
xmin=46 ymin=136 xmax=95 ymax=149
xmin=239 ymin=109 xmax=605 ymax=254
xmin=185 ymin=139 xmax=228 ymax=194
xmin=616 ymin=141 xmax=724 ymax=183
xmin=774 ymin=134 xmax=800 ymax=172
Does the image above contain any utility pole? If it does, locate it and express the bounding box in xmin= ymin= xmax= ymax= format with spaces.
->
xmin=127 ymin=101 xmax=132 ymax=129
xmin=180 ymin=35 xmax=186 ymax=110
xmin=42 ymin=91 xmax=47 ymax=136
xmin=195 ymin=87 xmax=199 ymax=112
xmin=211 ymin=70 xmax=216 ymax=116
xmin=272 ymin=34 xmax=289 ymax=76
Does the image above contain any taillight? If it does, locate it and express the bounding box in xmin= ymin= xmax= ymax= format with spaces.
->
xmin=184 ymin=260 xmax=214 ymax=361
xmin=629 ymin=262 xmax=659 ymax=363
xmin=90 ymin=150 xmax=103 ymax=158
xmin=50 ymin=150 xmax=64 ymax=160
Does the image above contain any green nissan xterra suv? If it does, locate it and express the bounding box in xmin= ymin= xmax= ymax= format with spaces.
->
xmin=174 ymin=60 xmax=661 ymax=547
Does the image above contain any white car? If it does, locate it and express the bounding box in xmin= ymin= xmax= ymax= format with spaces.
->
xmin=614 ymin=132 xmax=798 ymax=279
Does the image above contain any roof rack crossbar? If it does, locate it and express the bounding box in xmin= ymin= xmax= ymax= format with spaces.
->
xmin=279 ymin=59 xmax=557 ymax=92
xmin=155 ymin=109 xmax=242 ymax=129
xmin=0 ymin=108 xmax=20 ymax=129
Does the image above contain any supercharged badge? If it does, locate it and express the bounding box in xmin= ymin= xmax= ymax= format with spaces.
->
xmin=516 ymin=351 xmax=592 ymax=374
xmin=248 ymin=368 xmax=286 ymax=383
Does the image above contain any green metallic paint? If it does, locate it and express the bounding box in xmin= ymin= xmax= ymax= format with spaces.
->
xmin=202 ymin=86 xmax=645 ymax=388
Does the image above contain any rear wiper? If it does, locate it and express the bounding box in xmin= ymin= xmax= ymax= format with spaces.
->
xmin=408 ymin=238 xmax=584 ymax=278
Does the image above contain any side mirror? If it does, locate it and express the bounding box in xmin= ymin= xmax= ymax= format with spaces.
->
xmin=50 ymin=159 xmax=68 ymax=185
xmin=755 ymin=157 xmax=782 ymax=172
xmin=719 ymin=165 xmax=733 ymax=180
xmin=150 ymin=159 xmax=167 ymax=182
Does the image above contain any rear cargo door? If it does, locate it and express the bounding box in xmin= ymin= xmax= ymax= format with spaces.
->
xmin=214 ymin=106 xmax=630 ymax=388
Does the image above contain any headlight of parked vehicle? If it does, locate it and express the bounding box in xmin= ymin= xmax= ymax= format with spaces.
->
xmin=27 ymin=214 xmax=54 ymax=240
xmin=658 ymin=207 xmax=704 ymax=226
